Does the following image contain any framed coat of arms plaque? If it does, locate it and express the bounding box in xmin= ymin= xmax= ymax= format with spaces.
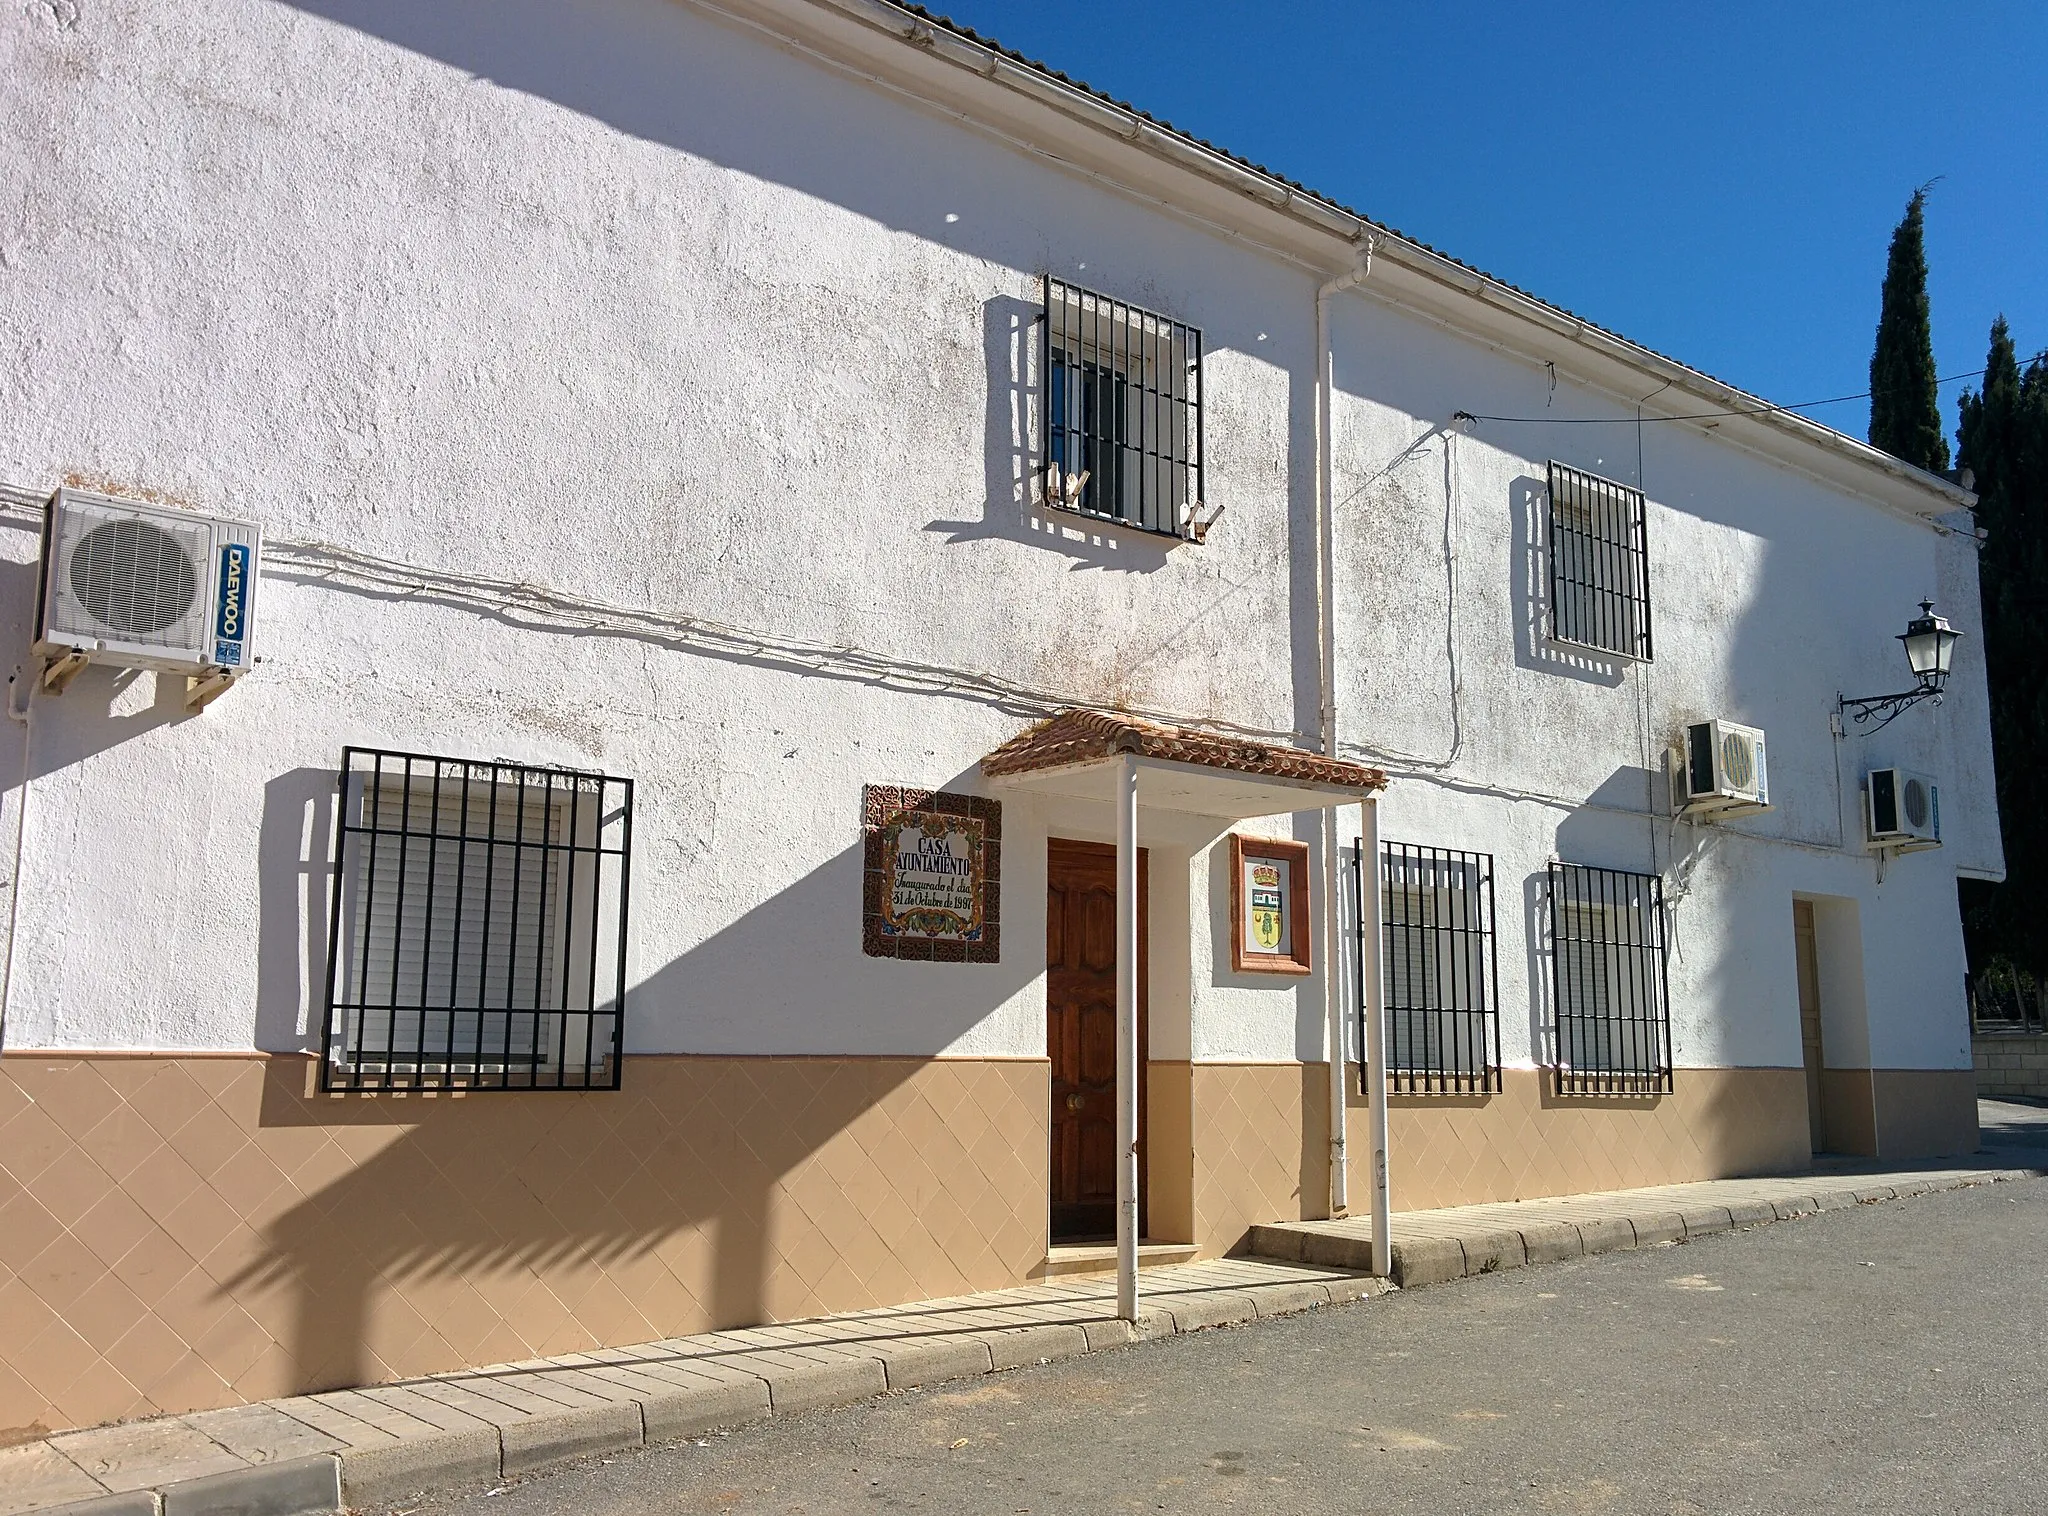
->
xmin=1229 ymin=834 xmax=1311 ymax=975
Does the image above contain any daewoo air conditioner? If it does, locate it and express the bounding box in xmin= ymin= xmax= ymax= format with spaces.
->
xmin=1676 ymin=719 xmax=1770 ymax=816
xmin=1866 ymin=767 xmax=1941 ymax=849
xmin=33 ymin=488 xmax=261 ymax=681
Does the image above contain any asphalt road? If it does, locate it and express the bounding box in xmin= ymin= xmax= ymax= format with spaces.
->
xmin=404 ymin=1173 xmax=2048 ymax=1516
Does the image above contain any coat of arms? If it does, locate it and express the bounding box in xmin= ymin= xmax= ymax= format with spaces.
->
xmin=1249 ymin=861 xmax=1284 ymax=951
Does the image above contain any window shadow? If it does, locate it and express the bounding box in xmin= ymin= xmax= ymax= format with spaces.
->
xmin=226 ymin=787 xmax=1043 ymax=1395
xmin=254 ymin=768 xmax=337 ymax=1054
xmin=1521 ymin=868 xmax=1556 ymax=1072
xmin=1510 ymin=474 xmax=1627 ymax=688
xmin=923 ymin=293 xmax=1176 ymax=575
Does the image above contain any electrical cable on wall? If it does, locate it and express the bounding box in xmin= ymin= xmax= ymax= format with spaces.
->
xmin=0 ymin=487 xmax=1301 ymax=750
xmin=1319 ymin=418 xmax=1468 ymax=775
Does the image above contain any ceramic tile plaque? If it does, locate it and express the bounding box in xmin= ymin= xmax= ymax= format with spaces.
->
xmin=1230 ymin=833 xmax=1311 ymax=975
xmin=862 ymin=786 xmax=1001 ymax=962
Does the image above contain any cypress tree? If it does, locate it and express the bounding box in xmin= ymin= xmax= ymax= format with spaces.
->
xmin=1869 ymin=188 xmax=1951 ymax=471
xmin=1960 ymin=321 xmax=2048 ymax=991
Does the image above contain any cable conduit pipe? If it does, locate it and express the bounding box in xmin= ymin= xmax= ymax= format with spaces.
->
xmin=1316 ymin=240 xmax=1374 ymax=1218
xmin=1 ymin=671 xmax=33 ymax=1051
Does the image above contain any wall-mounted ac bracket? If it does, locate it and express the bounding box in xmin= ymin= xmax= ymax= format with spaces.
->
xmin=1680 ymin=799 xmax=1771 ymax=824
xmin=184 ymin=669 xmax=241 ymax=713
xmin=39 ymin=648 xmax=89 ymax=695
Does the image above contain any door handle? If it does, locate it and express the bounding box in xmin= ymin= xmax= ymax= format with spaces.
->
xmin=1065 ymin=1092 xmax=1086 ymax=1111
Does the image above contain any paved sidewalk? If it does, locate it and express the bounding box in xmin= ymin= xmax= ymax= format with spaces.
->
xmin=1249 ymin=1151 xmax=2046 ymax=1285
xmin=0 ymin=1257 xmax=1382 ymax=1516
xmin=4 ymin=1147 xmax=2040 ymax=1516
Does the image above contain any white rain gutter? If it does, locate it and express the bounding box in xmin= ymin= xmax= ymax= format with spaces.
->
xmin=1358 ymin=795 xmax=1391 ymax=1274
xmin=1315 ymin=242 xmax=1374 ymax=1222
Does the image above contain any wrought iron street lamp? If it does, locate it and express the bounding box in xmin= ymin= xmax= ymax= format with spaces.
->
xmin=1839 ymin=601 xmax=1963 ymax=731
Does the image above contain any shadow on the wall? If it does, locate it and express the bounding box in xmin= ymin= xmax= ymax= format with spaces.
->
xmin=1520 ymin=868 xmax=1555 ymax=1070
xmin=254 ymin=768 xmax=337 ymax=1054
xmin=923 ymin=295 xmax=1175 ymax=576
xmin=272 ymin=0 xmax=1321 ymax=733
xmin=3 ymin=498 xmax=212 ymax=777
xmin=223 ymin=822 xmax=1041 ymax=1393
xmin=1510 ymin=475 xmax=1628 ymax=689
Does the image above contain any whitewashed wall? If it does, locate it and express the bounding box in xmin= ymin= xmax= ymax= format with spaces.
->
xmin=1329 ymin=292 xmax=1993 ymax=1076
xmin=0 ymin=0 xmax=1993 ymax=1079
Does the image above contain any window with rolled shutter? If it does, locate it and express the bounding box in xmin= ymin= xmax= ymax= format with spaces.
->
xmin=1547 ymin=862 xmax=1671 ymax=1095
xmin=1547 ymin=459 xmax=1653 ymax=661
xmin=1377 ymin=843 xmax=1499 ymax=1094
xmin=322 ymin=748 xmax=634 ymax=1092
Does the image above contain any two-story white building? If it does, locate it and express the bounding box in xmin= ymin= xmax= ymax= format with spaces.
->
xmin=0 ymin=0 xmax=1996 ymax=1437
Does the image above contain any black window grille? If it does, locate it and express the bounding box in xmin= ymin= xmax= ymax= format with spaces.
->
xmin=1042 ymin=276 xmax=1204 ymax=538
xmin=1547 ymin=862 xmax=1672 ymax=1096
xmin=1372 ymin=842 xmax=1501 ymax=1095
xmin=321 ymin=747 xmax=634 ymax=1092
xmin=1547 ymin=459 xmax=1653 ymax=660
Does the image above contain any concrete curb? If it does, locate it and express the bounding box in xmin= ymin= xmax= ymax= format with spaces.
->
xmin=1366 ymin=1163 xmax=2046 ymax=1290
xmin=40 ymin=1456 xmax=341 ymax=1516
xmin=22 ymin=1266 xmax=1391 ymax=1516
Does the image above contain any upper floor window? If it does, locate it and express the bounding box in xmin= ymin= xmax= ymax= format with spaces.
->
xmin=1548 ymin=460 xmax=1652 ymax=660
xmin=1042 ymin=276 xmax=1204 ymax=539
xmin=1378 ymin=842 xmax=1501 ymax=1095
xmin=322 ymin=747 xmax=634 ymax=1092
xmin=1547 ymin=861 xmax=1672 ymax=1096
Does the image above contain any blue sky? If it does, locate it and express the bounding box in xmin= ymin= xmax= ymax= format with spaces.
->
xmin=933 ymin=1 xmax=2047 ymax=444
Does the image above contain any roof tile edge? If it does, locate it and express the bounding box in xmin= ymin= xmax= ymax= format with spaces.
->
xmin=788 ymin=0 xmax=1974 ymax=518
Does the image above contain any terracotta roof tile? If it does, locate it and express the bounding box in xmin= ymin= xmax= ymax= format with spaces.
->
xmin=982 ymin=709 xmax=1387 ymax=792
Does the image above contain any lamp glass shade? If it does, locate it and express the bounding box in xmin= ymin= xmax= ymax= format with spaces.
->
xmin=1899 ymin=602 xmax=1961 ymax=684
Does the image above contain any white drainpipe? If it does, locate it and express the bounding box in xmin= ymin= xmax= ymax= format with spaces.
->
xmin=1360 ymin=795 xmax=1392 ymax=1275
xmin=1315 ymin=241 xmax=1374 ymax=1218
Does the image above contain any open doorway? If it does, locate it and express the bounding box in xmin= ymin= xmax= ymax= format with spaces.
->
xmin=1792 ymin=894 xmax=1878 ymax=1156
xmin=1046 ymin=837 xmax=1147 ymax=1242
xmin=1793 ymin=899 xmax=1828 ymax=1153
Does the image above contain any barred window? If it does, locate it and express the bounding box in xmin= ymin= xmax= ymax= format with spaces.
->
xmin=322 ymin=748 xmax=633 ymax=1092
xmin=1376 ymin=843 xmax=1500 ymax=1095
xmin=1548 ymin=459 xmax=1652 ymax=660
xmin=1042 ymin=276 xmax=1204 ymax=538
xmin=1547 ymin=862 xmax=1672 ymax=1096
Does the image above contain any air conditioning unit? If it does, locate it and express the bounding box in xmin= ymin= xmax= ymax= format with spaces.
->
xmin=33 ymin=488 xmax=261 ymax=686
xmin=1867 ymin=767 xmax=1940 ymax=848
xmin=1678 ymin=719 xmax=1770 ymax=814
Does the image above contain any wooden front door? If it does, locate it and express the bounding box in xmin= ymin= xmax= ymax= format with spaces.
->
xmin=1046 ymin=838 xmax=1147 ymax=1242
xmin=1794 ymin=900 xmax=1827 ymax=1153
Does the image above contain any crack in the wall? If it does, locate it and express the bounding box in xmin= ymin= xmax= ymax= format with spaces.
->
xmin=40 ymin=1 xmax=80 ymax=32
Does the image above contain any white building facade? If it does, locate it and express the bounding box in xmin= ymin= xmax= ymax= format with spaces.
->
xmin=0 ymin=0 xmax=1996 ymax=1436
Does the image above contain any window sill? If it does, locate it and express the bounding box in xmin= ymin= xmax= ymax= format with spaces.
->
xmin=1547 ymin=633 xmax=1652 ymax=665
xmin=1036 ymin=498 xmax=1192 ymax=543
